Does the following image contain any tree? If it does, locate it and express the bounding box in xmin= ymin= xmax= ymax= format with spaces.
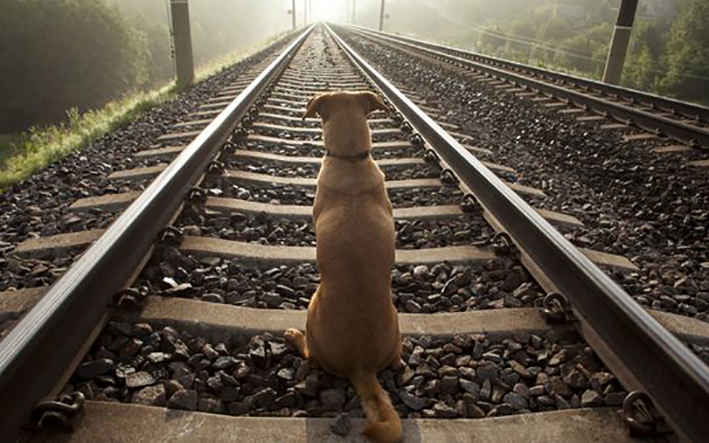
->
xmin=623 ymin=20 xmax=669 ymax=91
xmin=539 ymin=18 xmax=573 ymax=42
xmin=479 ymin=27 xmax=507 ymax=53
xmin=509 ymin=20 xmax=537 ymax=55
xmin=133 ymin=15 xmax=173 ymax=86
xmin=0 ymin=0 xmax=148 ymax=131
xmin=657 ymin=0 xmax=709 ymax=103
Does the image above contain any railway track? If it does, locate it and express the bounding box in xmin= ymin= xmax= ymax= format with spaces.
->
xmin=345 ymin=25 xmax=709 ymax=158
xmin=1 ymin=24 xmax=708 ymax=442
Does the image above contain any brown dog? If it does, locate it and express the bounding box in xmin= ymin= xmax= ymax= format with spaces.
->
xmin=285 ymin=91 xmax=403 ymax=443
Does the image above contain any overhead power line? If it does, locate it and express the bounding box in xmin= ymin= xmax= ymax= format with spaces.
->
xmin=406 ymin=0 xmax=709 ymax=83
xmin=413 ymin=0 xmax=604 ymax=64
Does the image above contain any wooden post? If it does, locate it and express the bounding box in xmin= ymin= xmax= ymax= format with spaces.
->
xmin=292 ymin=0 xmax=296 ymax=30
xmin=603 ymin=0 xmax=639 ymax=85
xmin=379 ymin=0 xmax=386 ymax=31
xmin=170 ymin=0 xmax=195 ymax=87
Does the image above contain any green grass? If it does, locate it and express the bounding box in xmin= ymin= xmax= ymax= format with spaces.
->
xmin=0 ymin=134 xmax=24 ymax=165
xmin=0 ymin=31 xmax=290 ymax=191
xmin=0 ymin=86 xmax=176 ymax=190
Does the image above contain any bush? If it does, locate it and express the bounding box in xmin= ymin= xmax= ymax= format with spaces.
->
xmin=132 ymin=14 xmax=173 ymax=85
xmin=0 ymin=0 xmax=148 ymax=132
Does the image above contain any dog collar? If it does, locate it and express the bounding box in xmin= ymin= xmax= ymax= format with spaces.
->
xmin=325 ymin=150 xmax=371 ymax=160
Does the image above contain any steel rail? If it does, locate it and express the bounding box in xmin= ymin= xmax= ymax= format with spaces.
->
xmin=347 ymin=25 xmax=709 ymax=149
xmin=0 ymin=26 xmax=314 ymax=441
xmin=349 ymin=24 xmax=709 ymax=125
xmin=327 ymin=23 xmax=709 ymax=442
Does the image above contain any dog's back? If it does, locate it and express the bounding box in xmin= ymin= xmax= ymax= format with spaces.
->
xmin=309 ymin=157 xmax=398 ymax=375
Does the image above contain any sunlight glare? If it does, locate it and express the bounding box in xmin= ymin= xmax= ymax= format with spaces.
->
xmin=308 ymin=0 xmax=347 ymax=23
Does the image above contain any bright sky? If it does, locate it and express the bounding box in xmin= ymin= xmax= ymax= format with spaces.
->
xmin=309 ymin=0 xmax=346 ymax=22
xmin=286 ymin=0 xmax=385 ymax=25
xmin=286 ymin=0 xmax=353 ymax=23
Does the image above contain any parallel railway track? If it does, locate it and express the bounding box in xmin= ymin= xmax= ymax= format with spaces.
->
xmin=0 ymin=24 xmax=708 ymax=442
xmin=346 ymin=25 xmax=709 ymax=157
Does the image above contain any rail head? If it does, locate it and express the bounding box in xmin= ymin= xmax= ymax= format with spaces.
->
xmin=326 ymin=23 xmax=709 ymax=442
xmin=0 ymin=25 xmax=315 ymax=441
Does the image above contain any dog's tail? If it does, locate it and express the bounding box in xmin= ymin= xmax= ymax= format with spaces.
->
xmin=350 ymin=372 xmax=403 ymax=443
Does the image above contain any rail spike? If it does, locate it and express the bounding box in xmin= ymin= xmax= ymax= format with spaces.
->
xmin=440 ymin=169 xmax=459 ymax=186
xmin=186 ymin=186 xmax=208 ymax=206
xmin=157 ymin=226 xmax=185 ymax=248
xmin=471 ymin=232 xmax=519 ymax=257
xmin=206 ymin=160 xmax=226 ymax=175
xmin=409 ymin=133 xmax=424 ymax=147
xmin=541 ymin=292 xmax=575 ymax=324
xmin=391 ymin=112 xmax=404 ymax=125
xmin=423 ymin=149 xmax=439 ymax=163
xmin=622 ymin=391 xmax=673 ymax=438
xmin=460 ymin=194 xmax=479 ymax=213
xmin=113 ymin=287 xmax=149 ymax=310
xmin=489 ymin=232 xmax=518 ymax=257
xmin=27 ymin=392 xmax=85 ymax=432
xmin=233 ymin=127 xmax=249 ymax=140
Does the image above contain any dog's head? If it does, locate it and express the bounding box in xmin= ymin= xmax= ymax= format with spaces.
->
xmin=303 ymin=91 xmax=388 ymax=121
xmin=303 ymin=91 xmax=389 ymax=156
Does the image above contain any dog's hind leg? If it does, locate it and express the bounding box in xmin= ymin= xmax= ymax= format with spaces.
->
xmin=285 ymin=329 xmax=321 ymax=369
xmin=285 ymin=329 xmax=309 ymax=358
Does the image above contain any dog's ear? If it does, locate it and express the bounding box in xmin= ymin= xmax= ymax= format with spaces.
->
xmin=303 ymin=93 xmax=328 ymax=121
xmin=358 ymin=92 xmax=389 ymax=116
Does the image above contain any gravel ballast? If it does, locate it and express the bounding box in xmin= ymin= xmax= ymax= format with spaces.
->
xmin=230 ymin=138 xmax=428 ymax=159
xmin=135 ymin=249 xmax=545 ymax=313
xmin=68 ymin=323 xmax=626 ymax=420
xmin=175 ymin=205 xmax=490 ymax=249
xmin=224 ymin=157 xmax=441 ymax=180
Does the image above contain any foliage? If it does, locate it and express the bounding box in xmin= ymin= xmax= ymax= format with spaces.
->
xmin=0 ymin=0 xmax=148 ymax=132
xmin=0 ymin=134 xmax=23 ymax=166
xmin=657 ymin=0 xmax=709 ymax=102
xmin=624 ymin=21 xmax=669 ymax=92
xmin=0 ymin=86 xmax=174 ymax=190
xmin=0 ymin=0 xmax=291 ymax=134
xmin=132 ymin=14 xmax=174 ymax=85
xmin=0 ymin=32 xmax=288 ymax=191
xmin=539 ymin=18 xmax=574 ymax=42
xmin=109 ymin=0 xmax=291 ymax=73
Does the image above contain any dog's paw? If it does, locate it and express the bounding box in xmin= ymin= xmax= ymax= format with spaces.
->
xmin=284 ymin=328 xmax=304 ymax=346
xmin=285 ymin=328 xmax=308 ymax=358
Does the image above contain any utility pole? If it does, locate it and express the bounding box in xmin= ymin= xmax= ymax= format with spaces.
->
xmin=603 ymin=0 xmax=639 ymax=85
xmin=304 ymin=0 xmax=308 ymax=25
xmin=291 ymin=0 xmax=296 ymax=30
xmin=352 ymin=0 xmax=356 ymax=24
xmin=379 ymin=0 xmax=386 ymax=31
xmin=170 ymin=0 xmax=194 ymax=87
